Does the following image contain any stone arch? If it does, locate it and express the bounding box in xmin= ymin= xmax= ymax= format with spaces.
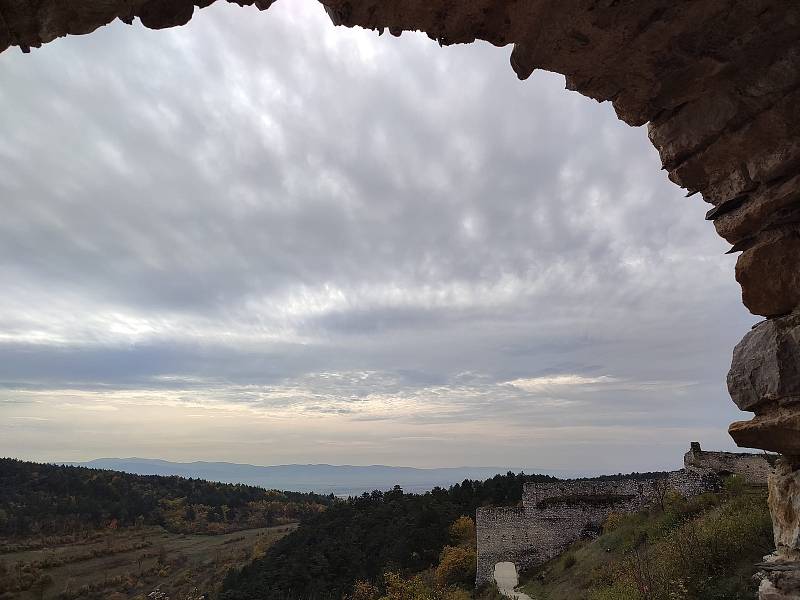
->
xmin=2 ymin=0 xmax=799 ymax=594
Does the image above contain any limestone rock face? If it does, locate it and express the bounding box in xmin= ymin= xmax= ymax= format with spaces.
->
xmin=758 ymin=458 xmax=800 ymax=600
xmin=714 ymin=175 xmax=800 ymax=246
xmin=737 ymin=231 xmax=800 ymax=318
xmin=770 ymin=458 xmax=800 ymax=561
xmin=759 ymin=571 xmax=800 ymax=600
xmin=0 ymin=0 xmax=275 ymax=52
xmin=728 ymin=313 xmax=800 ymax=413
xmin=730 ymin=411 xmax=800 ymax=456
xmin=137 ymin=0 xmax=196 ymax=30
xmin=728 ymin=312 xmax=800 ymax=454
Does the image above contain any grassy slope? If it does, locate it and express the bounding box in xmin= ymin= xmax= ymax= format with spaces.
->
xmin=518 ymin=480 xmax=773 ymax=600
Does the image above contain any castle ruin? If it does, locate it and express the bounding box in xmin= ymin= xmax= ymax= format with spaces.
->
xmin=475 ymin=443 xmax=772 ymax=587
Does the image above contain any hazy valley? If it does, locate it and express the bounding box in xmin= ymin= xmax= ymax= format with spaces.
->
xmin=64 ymin=460 xmax=580 ymax=497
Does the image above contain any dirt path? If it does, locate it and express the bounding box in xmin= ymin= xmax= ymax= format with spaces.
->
xmin=493 ymin=562 xmax=534 ymax=600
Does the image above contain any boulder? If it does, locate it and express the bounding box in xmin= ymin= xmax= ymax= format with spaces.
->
xmin=727 ymin=312 xmax=800 ymax=413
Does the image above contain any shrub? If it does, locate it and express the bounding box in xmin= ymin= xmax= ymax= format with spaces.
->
xmin=562 ymin=553 xmax=577 ymax=570
xmin=590 ymin=487 xmax=772 ymax=600
xmin=434 ymin=546 xmax=477 ymax=588
xmin=346 ymin=580 xmax=380 ymax=600
xmin=379 ymin=572 xmax=472 ymax=600
xmin=722 ymin=474 xmax=746 ymax=497
xmin=602 ymin=513 xmax=625 ymax=534
xmin=448 ymin=517 xmax=475 ymax=547
xmin=475 ymin=582 xmax=505 ymax=600
xmin=380 ymin=572 xmax=435 ymax=600
xmin=588 ymin=582 xmax=639 ymax=600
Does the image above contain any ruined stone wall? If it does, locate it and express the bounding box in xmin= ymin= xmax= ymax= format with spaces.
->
xmin=476 ymin=466 xmax=720 ymax=587
xmin=475 ymin=507 xmax=542 ymax=587
xmin=684 ymin=442 xmax=773 ymax=485
xmin=475 ymin=503 xmax=619 ymax=587
xmin=522 ymin=470 xmax=716 ymax=509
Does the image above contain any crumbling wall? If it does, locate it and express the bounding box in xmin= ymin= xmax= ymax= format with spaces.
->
xmin=476 ymin=503 xmax=619 ymax=587
xmin=684 ymin=442 xmax=773 ymax=485
xmin=476 ymin=464 xmax=721 ymax=587
xmin=475 ymin=507 xmax=541 ymax=587
xmin=476 ymin=446 xmax=769 ymax=588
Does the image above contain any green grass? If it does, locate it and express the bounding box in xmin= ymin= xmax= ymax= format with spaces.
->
xmin=518 ymin=479 xmax=773 ymax=600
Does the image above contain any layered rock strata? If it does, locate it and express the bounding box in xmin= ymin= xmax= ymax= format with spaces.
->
xmin=757 ymin=455 xmax=800 ymax=597
xmin=1 ymin=1 xmax=799 ymax=596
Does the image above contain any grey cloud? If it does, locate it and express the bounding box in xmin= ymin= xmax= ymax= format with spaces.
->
xmin=0 ymin=1 xmax=756 ymax=468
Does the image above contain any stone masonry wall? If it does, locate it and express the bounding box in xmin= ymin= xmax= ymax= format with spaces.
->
xmin=684 ymin=442 xmax=773 ymax=485
xmin=522 ymin=470 xmax=717 ymax=510
xmin=476 ymin=471 xmax=714 ymax=586
xmin=476 ymin=444 xmax=767 ymax=587
xmin=475 ymin=507 xmax=542 ymax=588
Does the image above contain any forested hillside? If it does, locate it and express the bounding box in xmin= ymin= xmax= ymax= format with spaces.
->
xmin=220 ymin=472 xmax=558 ymax=599
xmin=0 ymin=458 xmax=333 ymax=540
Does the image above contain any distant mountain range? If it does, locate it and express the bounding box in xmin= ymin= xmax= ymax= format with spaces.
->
xmin=64 ymin=458 xmax=577 ymax=496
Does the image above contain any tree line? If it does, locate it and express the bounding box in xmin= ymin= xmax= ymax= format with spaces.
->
xmin=0 ymin=458 xmax=333 ymax=538
xmin=220 ymin=471 xmax=559 ymax=599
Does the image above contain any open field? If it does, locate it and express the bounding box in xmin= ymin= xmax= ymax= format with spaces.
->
xmin=0 ymin=524 xmax=295 ymax=600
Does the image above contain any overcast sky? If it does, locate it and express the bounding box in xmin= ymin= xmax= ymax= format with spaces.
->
xmin=0 ymin=1 xmax=758 ymax=473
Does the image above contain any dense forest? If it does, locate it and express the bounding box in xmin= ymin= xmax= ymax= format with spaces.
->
xmin=220 ymin=471 xmax=558 ymax=599
xmin=0 ymin=458 xmax=333 ymax=539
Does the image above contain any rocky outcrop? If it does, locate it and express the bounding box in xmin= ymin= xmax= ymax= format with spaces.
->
xmin=736 ymin=233 xmax=800 ymax=319
xmin=758 ymin=457 xmax=800 ymax=599
xmin=770 ymin=458 xmax=800 ymax=562
xmin=728 ymin=312 xmax=800 ymax=454
xmin=2 ymin=2 xmax=799 ymax=597
xmin=759 ymin=571 xmax=800 ymax=600
xmin=0 ymin=0 xmax=277 ymax=53
xmin=728 ymin=313 xmax=800 ymax=598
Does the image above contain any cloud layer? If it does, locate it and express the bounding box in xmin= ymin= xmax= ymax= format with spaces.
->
xmin=0 ymin=1 xmax=757 ymax=472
